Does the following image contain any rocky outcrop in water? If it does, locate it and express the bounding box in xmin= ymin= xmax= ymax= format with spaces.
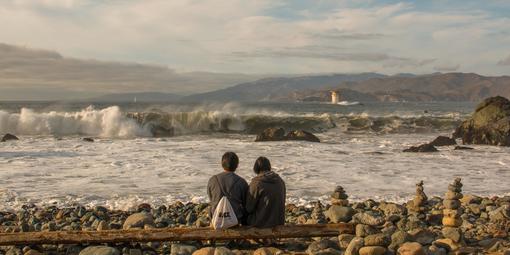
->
xmin=255 ymin=128 xmax=320 ymax=142
xmin=403 ymin=143 xmax=438 ymax=152
xmin=453 ymin=96 xmax=510 ymax=146
xmin=1 ymin=133 xmax=19 ymax=142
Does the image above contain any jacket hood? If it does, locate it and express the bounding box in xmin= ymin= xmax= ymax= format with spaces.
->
xmin=254 ymin=171 xmax=281 ymax=184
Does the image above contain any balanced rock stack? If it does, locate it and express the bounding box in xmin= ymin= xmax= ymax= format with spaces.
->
xmin=308 ymin=201 xmax=327 ymax=224
xmin=326 ymin=186 xmax=355 ymax=223
xmin=407 ymin=181 xmax=428 ymax=214
xmin=442 ymin=178 xmax=463 ymax=227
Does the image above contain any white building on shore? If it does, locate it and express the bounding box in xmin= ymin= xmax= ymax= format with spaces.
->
xmin=330 ymin=91 xmax=340 ymax=104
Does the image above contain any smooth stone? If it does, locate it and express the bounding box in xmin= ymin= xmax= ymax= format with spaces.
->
xmin=338 ymin=234 xmax=355 ymax=249
xmin=442 ymin=227 xmax=462 ymax=243
xmin=427 ymin=245 xmax=447 ymax=255
xmin=460 ymin=194 xmax=482 ymax=205
xmin=389 ymin=230 xmax=411 ymax=251
xmin=444 ymin=191 xmax=463 ymax=200
xmin=345 ymin=237 xmax=364 ymax=255
xmin=442 ymin=217 xmax=462 ymax=227
xmin=363 ymin=233 xmax=390 ymax=247
xmin=358 ymin=246 xmax=386 ymax=255
xmin=171 ymin=244 xmax=197 ymax=255
xmin=24 ymin=250 xmax=43 ymax=255
xmin=123 ymin=212 xmax=154 ymax=230
xmin=397 ymin=242 xmax=425 ymax=255
xmin=442 ymin=208 xmax=461 ymax=218
xmin=447 ymin=184 xmax=461 ymax=193
xmin=129 ymin=249 xmax=143 ymax=255
xmin=79 ymin=246 xmax=120 ymax=255
xmin=253 ymin=247 xmax=282 ymax=255
xmin=378 ymin=202 xmax=407 ymax=215
xmin=352 ymin=212 xmax=385 ymax=226
xmin=356 ymin=224 xmax=379 ymax=237
xmin=192 ymin=248 xmax=214 ymax=255
xmin=325 ymin=205 xmax=355 ymax=223
xmin=214 ymin=247 xmax=236 ymax=255
xmin=306 ymin=239 xmax=340 ymax=255
xmin=408 ymin=228 xmax=436 ymax=245
xmin=433 ymin=238 xmax=460 ymax=252
xmin=443 ymin=199 xmax=461 ymax=210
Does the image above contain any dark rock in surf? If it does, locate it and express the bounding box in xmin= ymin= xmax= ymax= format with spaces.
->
xmin=149 ymin=124 xmax=174 ymax=137
xmin=82 ymin=138 xmax=94 ymax=142
xmin=286 ymin=130 xmax=320 ymax=143
xmin=454 ymin=146 xmax=474 ymax=150
xmin=1 ymin=133 xmax=19 ymax=142
xmin=403 ymin=143 xmax=438 ymax=153
xmin=255 ymin=127 xmax=286 ymax=142
xmin=453 ymin=96 xmax=510 ymax=146
xmin=429 ymin=136 xmax=457 ymax=146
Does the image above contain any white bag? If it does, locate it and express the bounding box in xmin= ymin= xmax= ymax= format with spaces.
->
xmin=211 ymin=196 xmax=238 ymax=229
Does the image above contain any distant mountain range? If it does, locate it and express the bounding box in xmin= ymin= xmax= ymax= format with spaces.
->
xmin=89 ymin=92 xmax=181 ymax=102
xmin=92 ymin=72 xmax=510 ymax=103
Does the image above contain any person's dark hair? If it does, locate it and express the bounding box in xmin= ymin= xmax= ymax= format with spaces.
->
xmin=222 ymin=152 xmax=239 ymax=171
xmin=253 ymin=156 xmax=271 ymax=174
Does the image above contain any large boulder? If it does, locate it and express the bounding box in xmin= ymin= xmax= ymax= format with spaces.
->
xmin=429 ymin=136 xmax=456 ymax=146
xmin=255 ymin=127 xmax=286 ymax=142
xmin=286 ymin=130 xmax=320 ymax=143
xmin=403 ymin=143 xmax=438 ymax=152
xmin=1 ymin=133 xmax=19 ymax=142
xmin=453 ymin=96 xmax=510 ymax=146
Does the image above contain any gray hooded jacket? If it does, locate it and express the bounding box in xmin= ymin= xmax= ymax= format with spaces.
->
xmin=245 ymin=171 xmax=286 ymax=227
xmin=207 ymin=171 xmax=249 ymax=223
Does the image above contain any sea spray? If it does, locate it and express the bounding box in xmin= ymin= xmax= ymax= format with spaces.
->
xmin=0 ymin=106 xmax=150 ymax=138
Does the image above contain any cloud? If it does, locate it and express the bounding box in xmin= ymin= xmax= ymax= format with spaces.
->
xmin=0 ymin=43 xmax=267 ymax=100
xmin=498 ymin=55 xmax=510 ymax=66
xmin=0 ymin=0 xmax=508 ymax=80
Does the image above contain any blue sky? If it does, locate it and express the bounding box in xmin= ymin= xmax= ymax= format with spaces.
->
xmin=0 ymin=0 xmax=509 ymax=76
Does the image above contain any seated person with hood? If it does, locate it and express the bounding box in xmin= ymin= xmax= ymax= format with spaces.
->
xmin=207 ymin=152 xmax=249 ymax=224
xmin=246 ymin=156 xmax=286 ymax=227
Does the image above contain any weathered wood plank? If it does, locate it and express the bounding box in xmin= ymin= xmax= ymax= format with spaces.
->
xmin=0 ymin=223 xmax=354 ymax=245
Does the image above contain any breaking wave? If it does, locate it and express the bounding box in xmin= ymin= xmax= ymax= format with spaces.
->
xmin=0 ymin=105 xmax=465 ymax=137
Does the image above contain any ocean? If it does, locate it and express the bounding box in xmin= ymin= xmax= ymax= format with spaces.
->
xmin=1 ymin=101 xmax=509 ymax=211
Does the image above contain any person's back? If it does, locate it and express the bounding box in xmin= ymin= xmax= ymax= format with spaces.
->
xmin=207 ymin=152 xmax=248 ymax=224
xmin=246 ymin=157 xmax=286 ymax=228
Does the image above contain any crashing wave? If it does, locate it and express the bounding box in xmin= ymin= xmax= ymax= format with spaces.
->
xmin=0 ymin=105 xmax=465 ymax=137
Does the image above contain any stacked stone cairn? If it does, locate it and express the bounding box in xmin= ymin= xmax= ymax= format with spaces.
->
xmin=407 ymin=181 xmax=428 ymax=214
xmin=307 ymin=201 xmax=327 ymax=224
xmin=434 ymin=178 xmax=465 ymax=252
xmin=326 ymin=186 xmax=355 ymax=224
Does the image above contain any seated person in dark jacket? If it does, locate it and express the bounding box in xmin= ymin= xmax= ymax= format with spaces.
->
xmin=246 ymin=157 xmax=286 ymax=227
xmin=207 ymin=152 xmax=249 ymax=224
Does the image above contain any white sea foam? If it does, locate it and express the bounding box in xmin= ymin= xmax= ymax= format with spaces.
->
xmin=0 ymin=106 xmax=150 ymax=138
xmin=1 ymin=131 xmax=510 ymax=211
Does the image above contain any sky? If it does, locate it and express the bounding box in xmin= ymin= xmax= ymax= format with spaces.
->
xmin=0 ymin=0 xmax=510 ymax=99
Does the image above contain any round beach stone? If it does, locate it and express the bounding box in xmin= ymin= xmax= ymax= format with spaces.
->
xmin=79 ymin=246 xmax=120 ymax=255
xmin=397 ymin=242 xmax=425 ymax=255
xmin=356 ymin=224 xmax=379 ymax=237
xmin=358 ymin=246 xmax=386 ymax=255
xmin=433 ymin=238 xmax=460 ymax=252
xmin=389 ymin=230 xmax=411 ymax=251
xmin=363 ymin=233 xmax=390 ymax=247
xmin=442 ymin=217 xmax=462 ymax=227
xmin=171 ymin=244 xmax=197 ymax=255
xmin=442 ymin=209 xmax=461 ymax=218
xmin=325 ymin=205 xmax=355 ymax=223
xmin=339 ymin=234 xmax=355 ymax=249
xmin=123 ymin=212 xmax=154 ymax=230
xmin=443 ymin=199 xmax=461 ymax=210
xmin=253 ymin=247 xmax=282 ymax=255
xmin=352 ymin=212 xmax=385 ymax=226
xmin=445 ymin=191 xmax=463 ymax=200
xmin=345 ymin=237 xmax=364 ymax=255
xmin=447 ymin=184 xmax=462 ymax=193
xmin=442 ymin=227 xmax=462 ymax=243
xmin=192 ymin=247 xmax=214 ymax=255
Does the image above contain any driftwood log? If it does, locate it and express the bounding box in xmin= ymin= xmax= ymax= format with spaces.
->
xmin=0 ymin=223 xmax=354 ymax=245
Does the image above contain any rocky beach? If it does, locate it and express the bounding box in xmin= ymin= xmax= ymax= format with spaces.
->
xmin=1 ymin=179 xmax=510 ymax=255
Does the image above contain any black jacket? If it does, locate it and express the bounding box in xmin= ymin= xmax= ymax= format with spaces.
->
xmin=246 ymin=171 xmax=286 ymax=227
xmin=207 ymin=172 xmax=249 ymax=223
